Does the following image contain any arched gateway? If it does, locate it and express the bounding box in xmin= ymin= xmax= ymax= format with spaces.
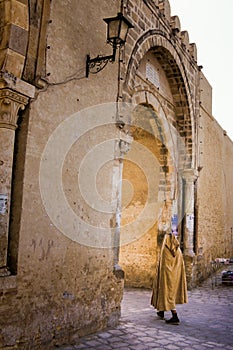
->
xmin=119 ymin=30 xmax=199 ymax=288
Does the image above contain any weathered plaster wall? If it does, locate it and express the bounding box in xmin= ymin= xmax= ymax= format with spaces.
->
xmin=0 ymin=0 xmax=125 ymax=348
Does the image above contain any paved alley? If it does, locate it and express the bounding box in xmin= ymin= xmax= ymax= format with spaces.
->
xmin=58 ymin=267 xmax=233 ymax=350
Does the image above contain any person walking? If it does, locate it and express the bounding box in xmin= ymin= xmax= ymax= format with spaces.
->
xmin=151 ymin=232 xmax=188 ymax=324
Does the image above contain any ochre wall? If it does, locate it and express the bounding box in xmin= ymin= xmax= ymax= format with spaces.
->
xmin=1 ymin=0 xmax=125 ymax=348
xmin=195 ymin=72 xmax=233 ymax=280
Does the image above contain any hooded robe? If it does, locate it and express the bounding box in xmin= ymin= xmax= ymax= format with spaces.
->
xmin=151 ymin=233 xmax=188 ymax=311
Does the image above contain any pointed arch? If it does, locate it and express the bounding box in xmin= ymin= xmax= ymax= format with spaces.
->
xmin=124 ymin=30 xmax=197 ymax=168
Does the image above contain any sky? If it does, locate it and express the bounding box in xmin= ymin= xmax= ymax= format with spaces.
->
xmin=169 ymin=0 xmax=233 ymax=141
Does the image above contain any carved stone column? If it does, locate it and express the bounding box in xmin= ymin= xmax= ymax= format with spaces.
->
xmin=113 ymin=131 xmax=132 ymax=278
xmin=0 ymin=74 xmax=35 ymax=276
xmin=182 ymin=168 xmax=198 ymax=286
xmin=182 ymin=169 xmax=198 ymax=255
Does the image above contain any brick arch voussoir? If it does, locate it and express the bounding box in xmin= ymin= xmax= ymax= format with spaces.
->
xmin=125 ymin=30 xmax=195 ymax=167
xmin=126 ymin=31 xmax=189 ymax=101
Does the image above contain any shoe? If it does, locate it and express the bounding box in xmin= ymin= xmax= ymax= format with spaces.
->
xmin=165 ymin=315 xmax=180 ymax=325
xmin=157 ymin=311 xmax=164 ymax=319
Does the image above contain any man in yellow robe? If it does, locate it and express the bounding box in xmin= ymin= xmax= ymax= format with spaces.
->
xmin=151 ymin=232 xmax=188 ymax=324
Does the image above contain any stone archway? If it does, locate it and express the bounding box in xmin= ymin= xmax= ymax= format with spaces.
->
xmin=119 ymin=94 xmax=179 ymax=288
xmin=120 ymin=34 xmax=198 ymax=286
xmin=124 ymin=31 xmax=196 ymax=170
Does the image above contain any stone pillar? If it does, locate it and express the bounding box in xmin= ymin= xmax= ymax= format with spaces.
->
xmin=182 ymin=169 xmax=198 ymax=286
xmin=0 ymin=73 xmax=35 ymax=276
xmin=113 ymin=131 xmax=132 ymax=279
xmin=182 ymin=169 xmax=198 ymax=256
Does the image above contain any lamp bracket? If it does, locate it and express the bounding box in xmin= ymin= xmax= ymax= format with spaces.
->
xmin=86 ymin=46 xmax=117 ymax=77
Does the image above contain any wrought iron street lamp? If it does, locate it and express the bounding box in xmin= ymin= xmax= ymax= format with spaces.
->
xmin=86 ymin=12 xmax=133 ymax=77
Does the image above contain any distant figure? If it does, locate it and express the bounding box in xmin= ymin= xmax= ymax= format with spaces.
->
xmin=151 ymin=232 xmax=188 ymax=324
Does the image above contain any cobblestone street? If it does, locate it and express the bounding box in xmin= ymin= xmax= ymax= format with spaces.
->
xmin=58 ymin=267 xmax=233 ymax=350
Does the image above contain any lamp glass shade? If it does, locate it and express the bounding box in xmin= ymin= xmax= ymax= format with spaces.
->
xmin=108 ymin=19 xmax=122 ymax=43
xmin=104 ymin=13 xmax=133 ymax=46
xmin=118 ymin=20 xmax=129 ymax=43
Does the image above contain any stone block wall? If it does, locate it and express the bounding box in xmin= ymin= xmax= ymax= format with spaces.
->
xmin=195 ymin=79 xmax=233 ymax=281
xmin=0 ymin=0 xmax=29 ymax=78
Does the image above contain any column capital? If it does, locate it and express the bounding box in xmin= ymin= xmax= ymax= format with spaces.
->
xmin=182 ymin=168 xmax=199 ymax=182
xmin=115 ymin=131 xmax=133 ymax=159
xmin=0 ymin=72 xmax=35 ymax=130
xmin=0 ymin=89 xmax=28 ymax=129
